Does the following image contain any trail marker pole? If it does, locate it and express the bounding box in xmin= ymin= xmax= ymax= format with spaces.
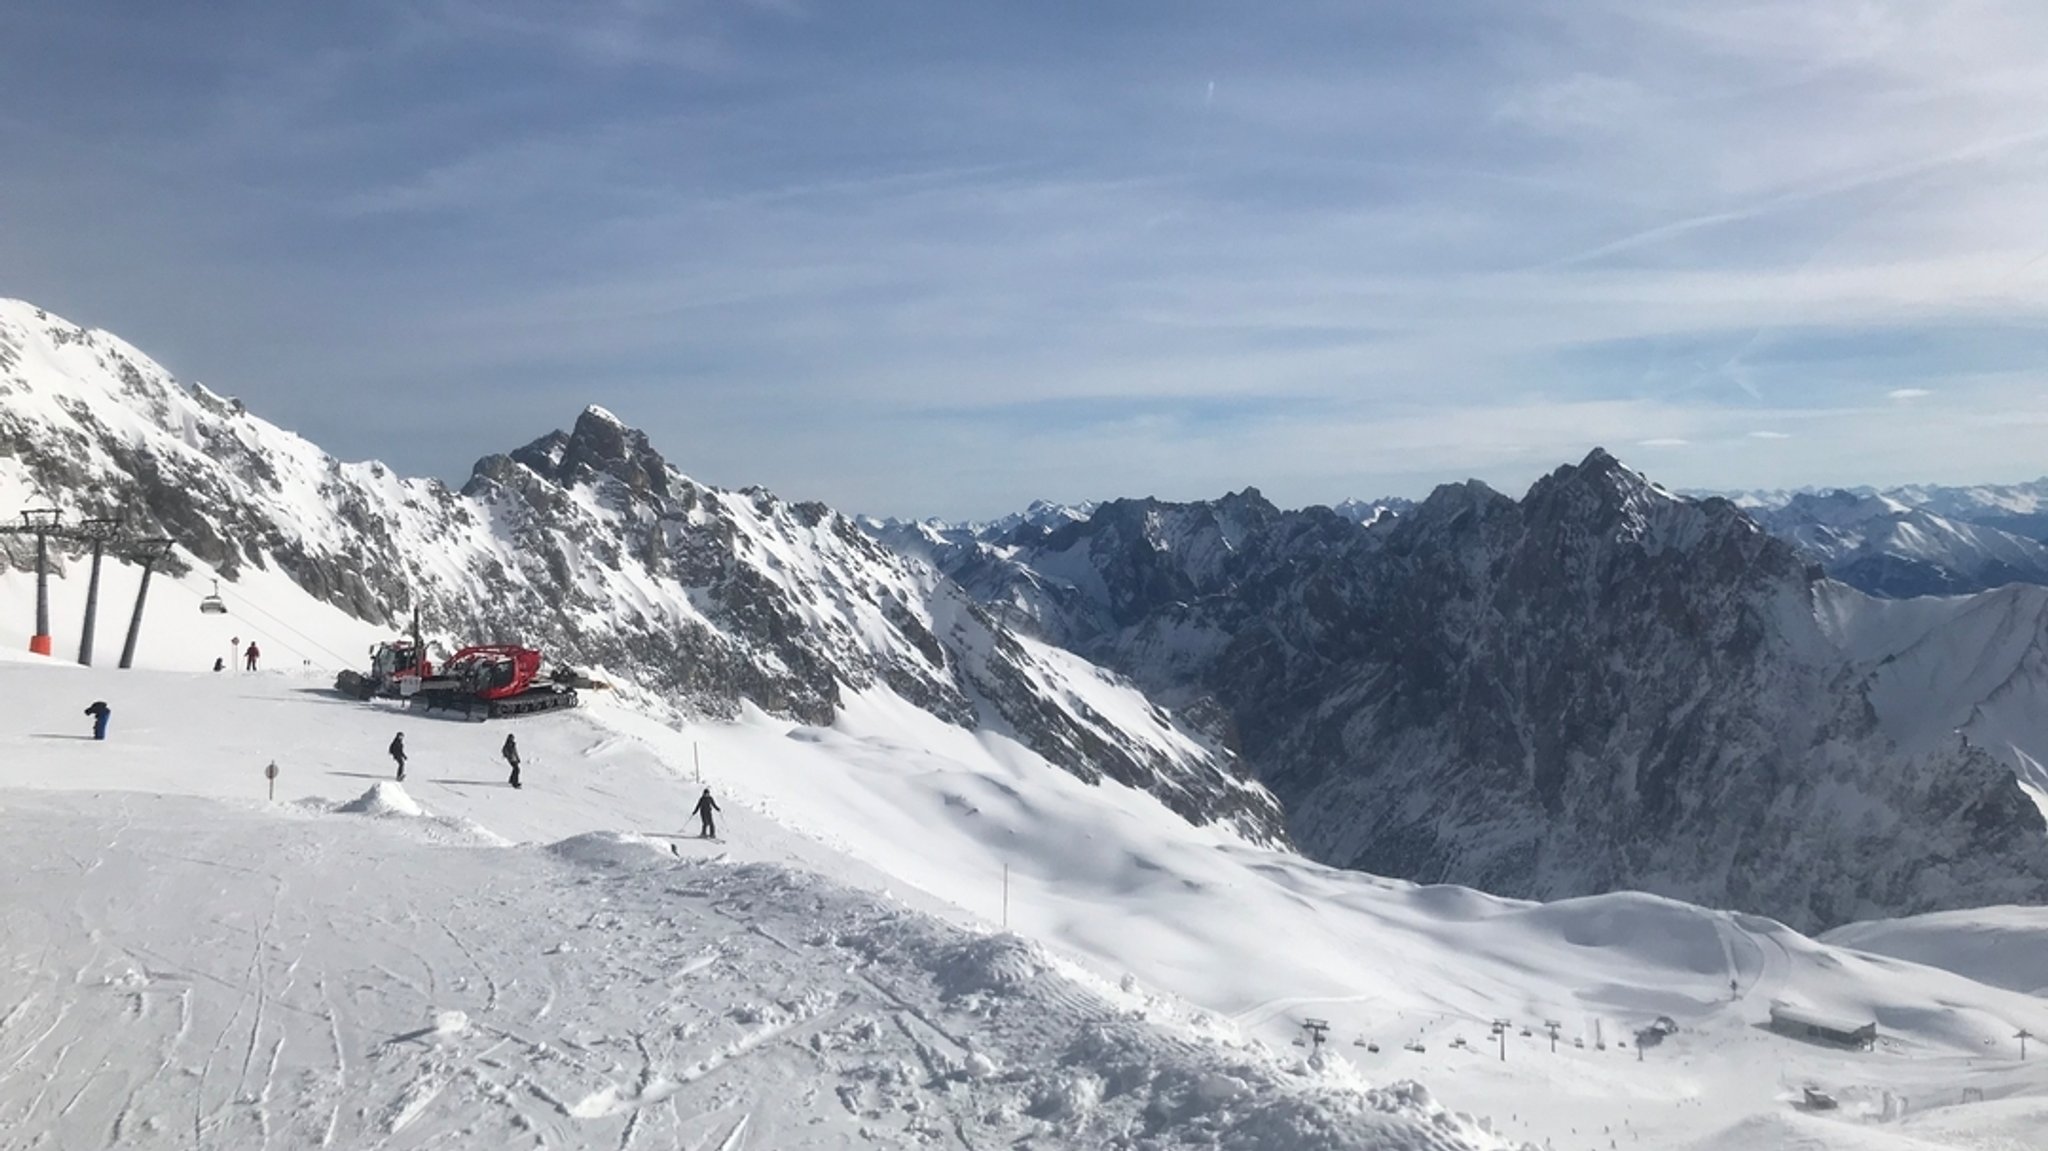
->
xmin=693 ymin=742 xmax=701 ymax=784
xmin=2020 ymin=1029 xmax=2034 ymax=1060
xmin=265 ymin=760 xmax=278 ymax=801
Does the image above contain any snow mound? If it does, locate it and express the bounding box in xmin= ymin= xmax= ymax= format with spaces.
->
xmin=544 ymin=830 xmax=676 ymax=869
xmin=932 ymin=933 xmax=1050 ymax=998
xmin=432 ymin=1009 xmax=469 ymax=1036
xmin=323 ymin=783 xmax=508 ymax=845
xmin=336 ymin=781 xmax=425 ymax=817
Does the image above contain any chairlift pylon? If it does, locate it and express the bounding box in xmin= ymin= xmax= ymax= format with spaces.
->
xmin=199 ymin=578 xmax=228 ymax=615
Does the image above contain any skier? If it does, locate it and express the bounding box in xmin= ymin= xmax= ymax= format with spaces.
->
xmin=692 ymin=788 xmax=720 ymax=839
xmin=502 ymin=732 xmax=521 ymax=789
xmin=388 ymin=731 xmax=407 ymax=782
xmin=244 ymin=641 xmax=260 ymax=672
xmin=83 ymin=700 xmax=110 ymax=741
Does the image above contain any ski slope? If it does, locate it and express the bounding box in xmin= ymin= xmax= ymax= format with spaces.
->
xmin=1823 ymin=907 xmax=2048 ymax=998
xmin=2 ymin=647 xmax=2045 ymax=1149
xmin=5 ymin=530 xmax=2048 ymax=1149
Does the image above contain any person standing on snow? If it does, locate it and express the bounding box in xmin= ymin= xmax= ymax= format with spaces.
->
xmin=389 ymin=731 xmax=407 ymax=782
xmin=83 ymin=700 xmax=110 ymax=741
xmin=244 ymin=641 xmax=260 ymax=671
xmin=502 ymin=733 xmax=521 ymax=790
xmin=692 ymin=788 xmax=720 ymax=839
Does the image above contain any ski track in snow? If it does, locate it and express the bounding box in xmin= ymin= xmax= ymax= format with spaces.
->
xmin=0 ymin=791 xmax=1521 ymax=1150
xmin=0 ymin=663 xmax=2045 ymax=1149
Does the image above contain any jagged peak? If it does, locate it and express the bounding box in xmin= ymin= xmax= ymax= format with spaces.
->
xmin=1525 ymin=447 xmax=1681 ymax=514
xmin=482 ymin=407 xmax=673 ymax=502
xmin=1414 ymin=477 xmax=1510 ymax=516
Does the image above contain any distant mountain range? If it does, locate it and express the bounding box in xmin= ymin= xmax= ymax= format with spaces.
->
xmin=1692 ymin=481 xmax=2048 ymax=598
xmin=911 ymin=481 xmax=2048 ymax=603
xmin=6 ymin=296 xmax=2048 ymax=931
xmin=872 ymin=456 xmax=2048 ymax=931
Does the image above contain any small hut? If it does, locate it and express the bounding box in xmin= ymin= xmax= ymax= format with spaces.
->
xmin=1768 ymin=1003 xmax=1876 ymax=1050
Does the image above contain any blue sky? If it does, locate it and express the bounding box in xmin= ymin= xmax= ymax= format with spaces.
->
xmin=7 ymin=1 xmax=2048 ymax=519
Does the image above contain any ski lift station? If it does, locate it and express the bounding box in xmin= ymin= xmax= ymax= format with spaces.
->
xmin=1767 ymin=1002 xmax=1877 ymax=1050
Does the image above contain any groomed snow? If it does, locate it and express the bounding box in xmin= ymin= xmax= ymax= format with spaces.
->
xmin=2 ymin=655 xmax=2044 ymax=1150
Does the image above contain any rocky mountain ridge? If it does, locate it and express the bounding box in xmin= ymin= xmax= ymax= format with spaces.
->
xmin=888 ymin=451 xmax=2048 ymax=930
xmin=0 ymin=299 xmax=1282 ymax=843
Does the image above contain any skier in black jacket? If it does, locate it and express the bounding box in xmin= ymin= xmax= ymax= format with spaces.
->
xmin=389 ymin=732 xmax=407 ymax=782
xmin=692 ymin=788 xmax=720 ymax=838
xmin=502 ymin=733 xmax=521 ymax=789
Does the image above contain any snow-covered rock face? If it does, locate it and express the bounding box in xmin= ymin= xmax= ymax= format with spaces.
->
xmin=900 ymin=449 xmax=2048 ymax=931
xmin=0 ymin=303 xmax=459 ymax=620
xmin=0 ymin=299 xmax=1283 ymax=844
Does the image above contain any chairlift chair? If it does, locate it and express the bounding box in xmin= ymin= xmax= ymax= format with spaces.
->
xmin=199 ymin=579 xmax=228 ymax=615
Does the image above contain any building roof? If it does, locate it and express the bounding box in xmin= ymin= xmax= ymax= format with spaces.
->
xmin=1768 ymin=1002 xmax=1876 ymax=1036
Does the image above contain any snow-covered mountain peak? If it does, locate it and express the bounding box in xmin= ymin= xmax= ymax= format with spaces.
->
xmin=897 ymin=448 xmax=2048 ymax=930
xmin=478 ymin=403 xmax=675 ymax=503
xmin=1327 ymin=496 xmax=1411 ymax=526
xmin=1 ymin=299 xmax=1284 ymax=845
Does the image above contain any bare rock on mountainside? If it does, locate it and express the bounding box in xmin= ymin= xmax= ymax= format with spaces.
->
xmin=0 ymin=299 xmax=1284 ymax=846
xmin=890 ymin=450 xmax=2048 ymax=931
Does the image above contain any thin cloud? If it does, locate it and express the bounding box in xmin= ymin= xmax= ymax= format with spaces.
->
xmin=8 ymin=2 xmax=2048 ymax=517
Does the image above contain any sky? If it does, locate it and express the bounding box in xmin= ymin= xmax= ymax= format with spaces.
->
xmin=7 ymin=1 xmax=2048 ymax=520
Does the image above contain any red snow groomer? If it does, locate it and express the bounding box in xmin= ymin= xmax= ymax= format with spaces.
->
xmin=409 ymin=644 xmax=606 ymax=719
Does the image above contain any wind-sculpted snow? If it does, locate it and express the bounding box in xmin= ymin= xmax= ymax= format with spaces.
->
xmin=0 ymin=791 xmax=1519 ymax=1151
xmin=904 ymin=449 xmax=2048 ymax=930
xmin=0 ymin=298 xmax=1282 ymax=843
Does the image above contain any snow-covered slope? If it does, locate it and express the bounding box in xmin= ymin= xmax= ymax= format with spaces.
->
xmin=1822 ymin=906 xmax=2048 ymax=997
xmin=0 ymin=297 xmax=1279 ymax=841
xmin=3 ymin=655 xmax=2045 ymax=1150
